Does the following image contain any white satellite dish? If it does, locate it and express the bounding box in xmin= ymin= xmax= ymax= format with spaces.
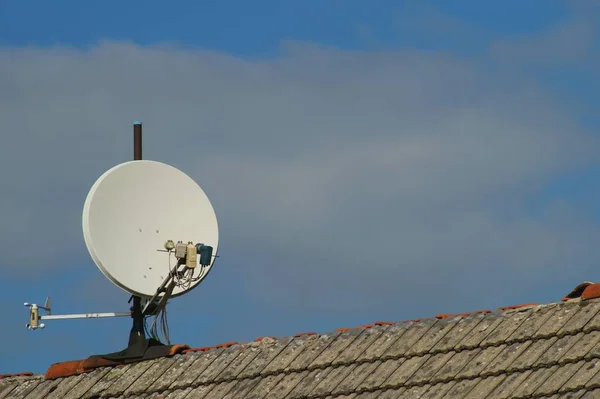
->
xmin=24 ymin=122 xmax=221 ymax=360
xmin=82 ymin=160 xmax=219 ymax=298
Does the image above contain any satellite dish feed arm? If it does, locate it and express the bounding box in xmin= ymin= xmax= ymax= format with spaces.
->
xmin=142 ymin=263 xmax=189 ymax=315
xmin=24 ymin=299 xmax=131 ymax=330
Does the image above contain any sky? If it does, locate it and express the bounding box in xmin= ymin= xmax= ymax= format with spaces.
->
xmin=0 ymin=0 xmax=599 ymax=374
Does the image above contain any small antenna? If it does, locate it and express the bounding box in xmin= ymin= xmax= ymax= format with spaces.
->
xmin=24 ymin=121 xmax=220 ymax=362
xmin=133 ymin=121 xmax=142 ymax=161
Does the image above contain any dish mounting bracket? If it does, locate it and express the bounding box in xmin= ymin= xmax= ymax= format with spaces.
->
xmin=98 ymin=295 xmax=174 ymax=362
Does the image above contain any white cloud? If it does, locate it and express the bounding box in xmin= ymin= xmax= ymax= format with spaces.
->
xmin=489 ymin=14 xmax=598 ymax=64
xmin=0 ymin=39 xmax=598 ymax=314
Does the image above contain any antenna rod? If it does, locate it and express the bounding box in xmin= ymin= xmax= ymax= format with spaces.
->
xmin=133 ymin=121 xmax=142 ymax=161
xmin=128 ymin=120 xmax=150 ymax=357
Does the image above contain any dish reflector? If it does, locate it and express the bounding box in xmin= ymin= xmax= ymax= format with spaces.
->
xmin=82 ymin=160 xmax=219 ymax=298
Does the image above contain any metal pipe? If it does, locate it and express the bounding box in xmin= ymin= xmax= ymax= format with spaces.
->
xmin=40 ymin=312 xmax=131 ymax=320
xmin=133 ymin=121 xmax=143 ymax=161
xmin=131 ymin=121 xmax=145 ymax=338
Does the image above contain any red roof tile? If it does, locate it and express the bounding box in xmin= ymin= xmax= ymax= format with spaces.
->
xmin=44 ymin=344 xmax=188 ymax=380
xmin=582 ymin=283 xmax=600 ymax=300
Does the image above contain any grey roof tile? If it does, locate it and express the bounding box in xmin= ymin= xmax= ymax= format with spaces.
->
xmin=462 ymin=375 xmax=506 ymax=399
xmin=534 ymin=334 xmax=583 ymax=368
xmin=432 ymin=348 xmax=481 ymax=381
xmin=487 ymin=370 xmax=533 ymax=399
xmin=382 ymin=354 xmax=431 ymax=388
xmin=481 ymin=341 xmax=531 ymax=374
xmin=538 ymin=362 xmax=588 ymax=397
xmin=144 ymin=393 xmax=165 ymax=399
xmin=285 ymin=335 xmax=338 ymax=373
xmin=0 ymin=383 xmax=17 ymax=399
xmin=356 ymin=359 xmax=403 ymax=391
xmin=179 ymin=383 xmax=215 ymax=399
xmin=124 ymin=358 xmax=173 ymax=396
xmin=455 ymin=345 xmax=505 ymax=379
xmin=534 ymin=302 xmax=581 ymax=338
xmin=354 ymin=326 xmax=403 ymax=362
xmin=239 ymin=375 xmax=279 ymax=399
xmin=581 ymin=388 xmax=600 ymax=398
xmin=245 ymin=336 xmax=295 ymax=377
xmin=334 ymin=361 xmax=380 ymax=394
xmin=382 ymin=320 xmax=438 ymax=358
xmin=0 ymin=378 xmax=41 ymax=399
xmin=265 ymin=371 xmax=308 ymax=398
xmin=565 ymin=391 xmax=588 ymax=399
xmin=214 ymin=346 xmax=260 ymax=381
xmin=407 ymin=320 xmax=459 ymax=356
xmin=583 ymin=305 xmax=600 ymax=332
xmin=286 ymin=367 xmax=333 ymax=398
xmin=478 ymin=311 xmax=529 ymax=347
xmin=509 ymin=337 xmax=557 ymax=371
xmin=335 ymin=329 xmax=386 ymax=364
xmin=420 ymin=381 xmax=456 ymax=398
xmin=83 ymin=364 xmax=134 ymax=398
xmin=559 ymin=302 xmax=600 ymax=335
xmin=430 ymin=317 xmax=483 ymax=353
xmin=194 ymin=346 xmax=244 ymax=385
xmin=397 ymin=384 xmax=430 ymax=398
xmin=165 ymin=388 xmax=192 ymax=399
xmin=353 ymin=390 xmax=383 ymax=399
xmin=508 ymin=305 xmax=558 ymax=341
xmin=563 ymin=358 xmax=600 ymax=391
xmin=511 ymin=365 xmax=560 ymax=397
xmin=568 ymin=391 xmax=600 ymax=399
xmin=439 ymin=377 xmax=482 ymax=398
xmin=327 ymin=394 xmax=357 ymax=399
xmin=584 ymin=337 xmax=600 ymax=361
xmin=169 ymin=349 xmax=224 ymax=390
xmin=562 ymin=331 xmax=600 ymax=363
xmin=310 ymin=331 xmax=362 ymax=369
xmin=212 ymin=378 xmax=252 ymax=399
xmin=568 ymin=391 xmax=590 ymax=399
xmin=44 ymin=373 xmax=88 ymax=399
xmin=202 ymin=380 xmax=237 ymax=399
xmin=375 ymin=387 xmax=406 ymax=398
xmin=311 ymin=365 xmax=355 ymax=397
xmin=585 ymin=365 xmax=600 ymax=388
xmin=454 ymin=315 xmax=504 ymax=350
xmin=22 ymin=378 xmax=61 ymax=399
xmin=539 ymin=394 xmax=563 ymax=399
xmin=104 ymin=359 xmax=156 ymax=397
xmin=404 ymin=352 xmax=454 ymax=385
xmin=147 ymin=353 xmax=198 ymax=393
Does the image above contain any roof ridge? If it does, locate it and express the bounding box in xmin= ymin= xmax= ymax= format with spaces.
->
xmin=176 ymin=299 xmax=573 ymax=358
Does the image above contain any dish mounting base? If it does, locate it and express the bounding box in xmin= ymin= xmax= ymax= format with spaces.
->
xmin=98 ymin=296 xmax=178 ymax=362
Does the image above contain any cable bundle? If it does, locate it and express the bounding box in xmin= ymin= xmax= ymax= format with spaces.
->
xmin=144 ymin=255 xmax=210 ymax=344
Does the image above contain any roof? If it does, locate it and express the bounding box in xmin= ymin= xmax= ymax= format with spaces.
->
xmin=3 ymin=282 xmax=600 ymax=399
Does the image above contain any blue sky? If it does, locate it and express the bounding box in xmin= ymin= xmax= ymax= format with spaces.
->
xmin=1 ymin=0 xmax=599 ymax=375
xmin=0 ymin=1 xmax=577 ymax=52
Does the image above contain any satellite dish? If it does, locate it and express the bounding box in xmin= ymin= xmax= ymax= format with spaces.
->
xmin=82 ymin=160 xmax=218 ymax=298
xmin=24 ymin=122 xmax=222 ymax=361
